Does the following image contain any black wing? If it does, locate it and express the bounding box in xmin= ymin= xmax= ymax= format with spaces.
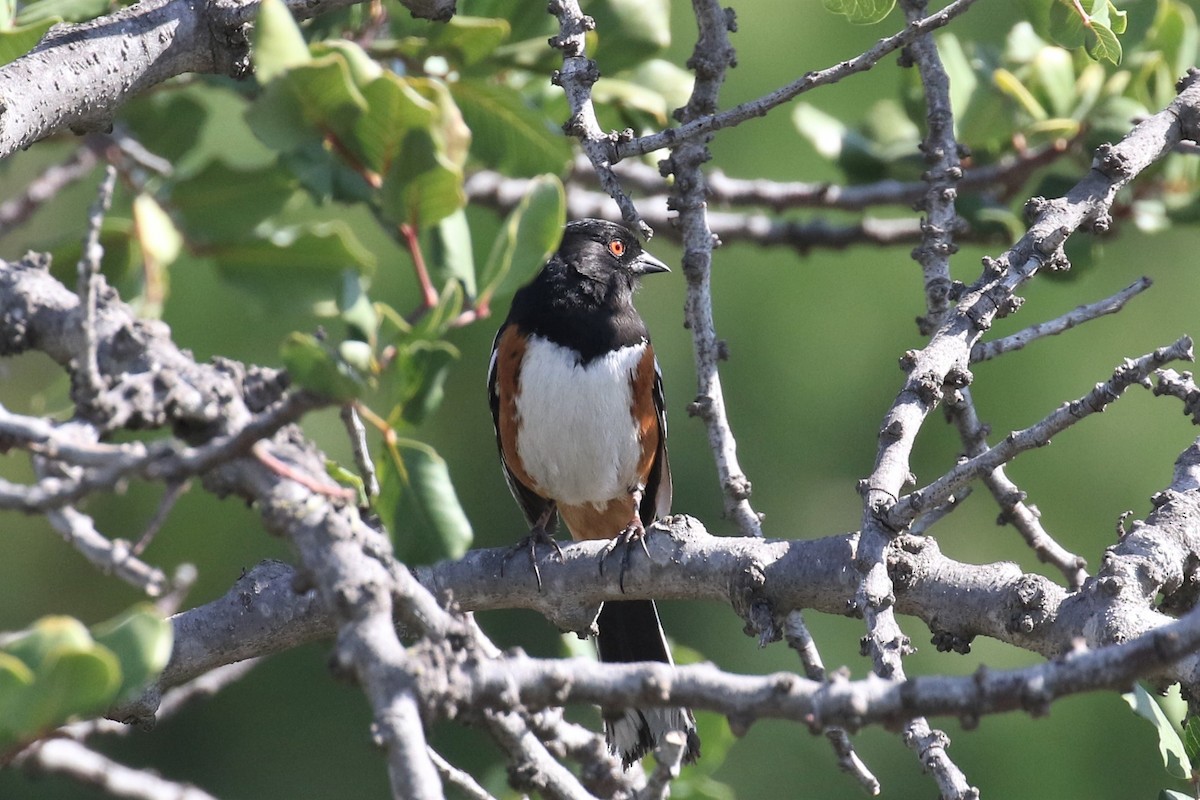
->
xmin=488 ymin=324 xmax=557 ymax=532
xmin=639 ymin=355 xmax=672 ymax=526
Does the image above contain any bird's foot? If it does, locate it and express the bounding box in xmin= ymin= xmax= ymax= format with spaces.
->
xmin=502 ymin=525 xmax=564 ymax=591
xmin=598 ymin=520 xmax=651 ymax=593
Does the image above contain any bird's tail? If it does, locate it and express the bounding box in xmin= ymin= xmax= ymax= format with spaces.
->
xmin=595 ymin=599 xmax=701 ymax=768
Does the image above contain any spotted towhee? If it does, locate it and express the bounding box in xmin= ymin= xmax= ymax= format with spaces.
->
xmin=488 ymin=218 xmax=701 ymax=767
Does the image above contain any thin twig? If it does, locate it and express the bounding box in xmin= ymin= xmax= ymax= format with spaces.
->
xmin=783 ymin=611 xmax=880 ymax=796
xmin=854 ymin=0 xmax=974 ymax=792
xmin=18 ymin=738 xmax=220 ymax=800
xmin=908 ymin=487 xmax=972 ymax=537
xmin=465 ymin=172 xmax=1003 ymax=251
xmin=133 ymin=480 xmax=190 ymax=556
xmin=46 ymin=505 xmax=169 ymax=597
xmin=569 ymin=139 xmax=1071 ymax=212
xmin=77 ymin=164 xmax=118 ymax=400
xmin=614 ymin=0 xmax=980 ymax=161
xmin=547 ymin=0 xmax=649 ymax=237
xmin=947 ymin=388 xmax=1088 ymax=589
xmin=342 ymin=403 xmax=379 ymax=503
xmin=893 ymin=337 xmax=1195 ymax=528
xmin=971 ymin=277 xmax=1153 ymax=363
xmin=1154 ymin=368 xmax=1200 ymax=424
xmin=0 ymin=144 xmax=99 ymax=238
xmin=666 ymin=0 xmax=763 ymax=537
xmin=428 ymin=749 xmax=499 ymax=800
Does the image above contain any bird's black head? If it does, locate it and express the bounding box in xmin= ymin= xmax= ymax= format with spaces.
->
xmin=503 ymin=219 xmax=671 ymax=359
xmin=556 ymin=219 xmax=670 ymax=293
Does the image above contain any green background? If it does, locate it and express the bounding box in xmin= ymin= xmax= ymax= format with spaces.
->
xmin=0 ymin=0 xmax=1192 ymax=797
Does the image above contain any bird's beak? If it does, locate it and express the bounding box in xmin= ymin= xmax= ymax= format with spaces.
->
xmin=632 ymin=251 xmax=671 ymax=276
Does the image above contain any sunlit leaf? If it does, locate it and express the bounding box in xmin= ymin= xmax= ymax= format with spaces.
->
xmin=281 ymin=332 xmax=369 ymax=400
xmin=1125 ymin=684 xmax=1190 ymax=780
xmin=822 ymin=0 xmax=895 ymax=24
xmin=0 ymin=20 xmax=53 ymax=66
xmin=253 ymin=0 xmax=311 ymax=84
xmin=169 ymin=160 xmax=295 ymax=243
xmin=389 ymin=340 xmax=459 ymax=426
xmin=311 ymin=39 xmax=383 ymax=86
xmin=15 ymin=0 xmax=106 ymax=25
xmin=429 ymin=16 xmax=510 ymax=66
xmin=355 ymin=72 xmax=438 ymax=174
xmin=429 ymin=208 xmax=477 ymax=298
xmin=1084 ymin=21 xmax=1122 ymax=64
xmin=212 ymin=221 xmax=376 ymax=307
xmin=452 ymin=80 xmax=572 ymax=176
xmin=377 ymin=441 xmax=473 ymax=565
xmin=339 ymin=271 xmax=378 ymax=345
xmin=380 ymin=127 xmax=465 ymax=229
xmin=132 ymin=194 xmax=183 ymax=269
xmin=478 ymin=174 xmax=565 ymax=307
xmin=589 ymin=0 xmax=670 ymax=73
xmin=90 ymin=605 xmax=172 ymax=702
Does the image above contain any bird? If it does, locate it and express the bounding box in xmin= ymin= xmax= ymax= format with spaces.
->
xmin=487 ymin=218 xmax=701 ymax=768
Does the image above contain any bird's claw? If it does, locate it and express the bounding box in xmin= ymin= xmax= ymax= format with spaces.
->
xmin=598 ymin=522 xmax=651 ymax=593
xmin=502 ymin=526 xmax=563 ymax=591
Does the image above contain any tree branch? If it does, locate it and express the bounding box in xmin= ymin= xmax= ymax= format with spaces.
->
xmin=0 ymin=0 xmax=454 ymax=158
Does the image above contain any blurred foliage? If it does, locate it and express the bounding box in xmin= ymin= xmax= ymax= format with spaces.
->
xmin=2 ymin=0 xmax=1200 ymax=797
xmin=0 ymin=608 xmax=171 ymax=755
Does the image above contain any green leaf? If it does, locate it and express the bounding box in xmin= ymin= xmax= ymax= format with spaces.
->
xmin=0 ymin=20 xmax=53 ymax=66
xmin=0 ymin=0 xmax=12 ymax=28
xmin=451 ymin=80 xmax=572 ymax=177
xmin=211 ymin=221 xmax=376 ymax=308
xmin=1084 ymin=21 xmax=1122 ymax=64
xmin=121 ymin=93 xmax=208 ymax=164
xmin=47 ymin=219 xmax=137 ymax=289
xmin=377 ymin=441 xmax=473 ymax=565
xmin=1124 ymin=684 xmax=1190 ymax=780
xmin=429 ymin=208 xmax=477 ymax=299
xmin=311 ymin=39 xmax=383 ymax=85
xmin=1030 ymin=46 xmax=1075 ymax=119
xmin=592 ymin=78 xmax=673 ymax=128
xmin=1183 ymin=715 xmax=1200 ymax=768
xmin=90 ymin=605 xmax=172 ymax=702
xmin=793 ymin=103 xmax=850 ymax=160
xmin=169 ymin=160 xmax=296 ymax=244
xmin=390 ymin=340 xmax=459 ymax=426
xmin=4 ymin=617 xmax=93 ymax=670
xmin=1107 ymin=1 xmax=1126 ymax=34
xmin=409 ymin=282 xmax=464 ymax=341
xmin=253 ymin=0 xmax=311 ymax=84
xmin=993 ymin=68 xmax=1048 ymax=121
xmin=429 ymin=16 xmax=511 ymax=66
xmin=589 ymin=0 xmax=670 ymax=73
xmin=822 ymin=0 xmax=895 ymax=24
xmin=0 ymin=617 xmax=121 ymax=746
xmin=1145 ymin=0 xmax=1198 ymax=81
xmin=15 ymin=0 xmax=106 ymax=25
xmin=1160 ymin=791 xmax=1193 ymax=800
xmin=132 ymin=194 xmax=183 ymax=268
xmin=379 ymin=127 xmax=465 ymax=229
xmin=281 ymin=333 xmax=369 ymax=400
xmin=354 ymin=72 xmax=438 ymax=174
xmin=478 ymin=174 xmax=566 ymax=307
xmin=339 ymin=271 xmax=379 ymax=345
xmin=326 ymin=460 xmax=368 ymax=506
xmin=6 ymin=648 xmax=119 ymax=738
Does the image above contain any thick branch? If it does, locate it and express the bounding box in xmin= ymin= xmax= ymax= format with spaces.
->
xmin=0 ymin=0 xmax=454 ymax=158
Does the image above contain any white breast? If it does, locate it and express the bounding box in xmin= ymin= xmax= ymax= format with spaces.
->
xmin=515 ymin=336 xmax=646 ymax=506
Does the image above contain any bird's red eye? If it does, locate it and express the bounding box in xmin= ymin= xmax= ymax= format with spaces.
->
xmin=609 ymin=239 xmax=625 ymax=257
